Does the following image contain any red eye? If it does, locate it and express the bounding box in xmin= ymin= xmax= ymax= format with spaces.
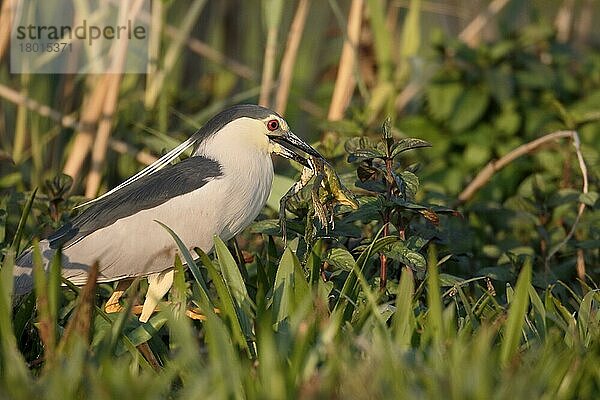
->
xmin=267 ymin=119 xmax=280 ymax=131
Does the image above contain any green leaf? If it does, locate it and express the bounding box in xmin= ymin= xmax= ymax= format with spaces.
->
xmin=448 ymin=86 xmax=490 ymax=132
xmin=214 ymin=237 xmax=252 ymax=311
xmin=392 ymin=267 xmax=415 ymax=347
xmin=528 ymin=284 xmax=546 ymax=337
xmin=335 ymin=233 xmax=399 ymax=321
xmin=515 ymin=61 xmax=555 ymax=89
xmin=272 ymin=248 xmax=309 ymax=329
xmin=366 ymin=0 xmax=393 ymax=81
xmin=347 ymin=148 xmax=386 ymax=163
xmin=426 ymin=82 xmax=463 ymax=121
xmin=344 ymin=137 xmax=383 ymax=162
xmin=204 ymin=306 xmax=245 ymax=399
xmin=395 ymin=170 xmax=420 ymax=200
xmin=382 ymin=117 xmax=393 ymax=140
xmin=0 ymin=250 xmax=15 ymax=321
xmin=213 ymin=237 xmax=255 ymax=344
xmin=0 ymin=250 xmax=30 ymax=384
xmin=397 ymin=0 xmax=421 ymax=83
xmin=11 ymin=188 xmax=37 ymax=255
xmin=0 ymin=200 xmax=6 ymax=245
xmin=426 ymin=245 xmax=444 ymax=348
xmin=0 ymin=172 xmax=22 ymax=189
xmin=323 ymin=247 xmax=357 ymax=272
xmin=390 ymin=138 xmax=432 ymax=158
xmin=251 ymin=219 xmax=305 ymax=236
xmin=355 ymin=179 xmax=387 ymax=193
xmin=438 ymin=273 xmax=465 ymax=287
xmin=576 ymin=240 xmax=600 ymax=249
xmin=579 ymin=192 xmax=598 ymax=207
xmin=47 ymin=249 xmax=62 ymax=340
xmin=569 ymin=89 xmax=600 ymax=123
xmin=350 ymin=235 xmax=400 ymax=257
xmin=341 ymin=197 xmax=381 ymax=223
xmin=155 ymin=221 xmax=212 ymax=310
xmin=485 ymin=64 xmax=515 ymax=104
xmin=126 ymin=315 xmax=168 ymax=347
xmin=463 ymin=142 xmax=492 ymax=168
xmin=390 ymin=199 xmax=427 ymax=210
xmin=307 ymin=239 xmax=324 ymax=286
xmin=494 ymin=104 xmax=521 ymax=135
xmin=171 ymin=254 xmax=187 ymax=319
xmin=577 ymin=290 xmax=599 ymax=345
xmin=256 ymin=315 xmax=287 ymax=399
xmin=500 ymin=260 xmax=532 ymax=365
xmin=406 ymin=235 xmax=429 ymax=251
xmin=196 ymin=246 xmax=249 ymax=353
xmin=388 ymin=242 xmax=427 ymax=279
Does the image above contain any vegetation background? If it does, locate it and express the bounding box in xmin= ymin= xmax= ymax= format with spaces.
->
xmin=0 ymin=0 xmax=599 ymax=398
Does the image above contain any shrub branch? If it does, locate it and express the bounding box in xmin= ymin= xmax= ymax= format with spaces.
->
xmin=458 ymin=130 xmax=590 ymax=269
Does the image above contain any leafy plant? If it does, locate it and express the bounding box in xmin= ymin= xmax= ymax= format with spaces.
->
xmin=344 ymin=118 xmax=452 ymax=288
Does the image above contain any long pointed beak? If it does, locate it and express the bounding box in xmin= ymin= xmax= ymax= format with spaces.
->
xmin=268 ymin=130 xmax=323 ymax=166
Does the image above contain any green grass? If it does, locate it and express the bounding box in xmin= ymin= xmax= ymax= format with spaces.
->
xmin=1 ymin=1 xmax=600 ymax=398
xmin=1 ymin=235 xmax=599 ymax=399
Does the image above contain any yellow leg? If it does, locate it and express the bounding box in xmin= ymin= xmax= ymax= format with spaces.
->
xmin=139 ymin=269 xmax=174 ymax=323
xmin=104 ymin=280 xmax=133 ymax=314
xmin=185 ymin=309 xmax=207 ymax=320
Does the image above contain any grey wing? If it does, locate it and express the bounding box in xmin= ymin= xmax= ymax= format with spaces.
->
xmin=48 ymin=156 xmax=223 ymax=250
xmin=14 ymin=156 xmax=223 ymax=295
xmin=76 ymin=134 xmax=200 ymax=208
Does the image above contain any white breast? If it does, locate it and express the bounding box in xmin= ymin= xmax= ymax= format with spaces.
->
xmin=193 ymin=117 xmax=275 ymax=238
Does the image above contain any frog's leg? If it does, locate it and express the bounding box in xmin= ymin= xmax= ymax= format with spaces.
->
xmin=311 ymin=172 xmax=329 ymax=232
xmin=279 ymin=166 xmax=315 ymax=245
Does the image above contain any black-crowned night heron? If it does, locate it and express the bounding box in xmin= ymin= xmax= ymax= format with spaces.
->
xmin=14 ymin=104 xmax=322 ymax=321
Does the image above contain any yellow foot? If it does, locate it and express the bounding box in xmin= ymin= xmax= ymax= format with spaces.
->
xmin=106 ymin=301 xmax=210 ymax=321
xmin=185 ymin=308 xmax=207 ymax=320
xmin=104 ymin=280 xmax=133 ymax=313
xmin=104 ymin=279 xmax=216 ymax=322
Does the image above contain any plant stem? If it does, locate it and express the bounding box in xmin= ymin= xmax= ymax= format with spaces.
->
xmin=379 ymin=224 xmax=389 ymax=290
xmin=379 ymin=157 xmax=394 ymax=290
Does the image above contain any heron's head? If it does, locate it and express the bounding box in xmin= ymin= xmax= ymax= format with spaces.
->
xmin=192 ymin=104 xmax=322 ymax=167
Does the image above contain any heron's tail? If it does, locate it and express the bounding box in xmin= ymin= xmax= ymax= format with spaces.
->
xmin=13 ymin=240 xmax=54 ymax=299
xmin=13 ymin=248 xmax=35 ymax=299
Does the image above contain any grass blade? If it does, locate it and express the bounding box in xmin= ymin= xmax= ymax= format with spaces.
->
xmin=31 ymin=240 xmax=57 ymax=364
xmin=272 ymin=247 xmax=309 ymax=330
xmin=0 ymin=250 xmax=31 ymax=391
xmin=213 ymin=236 xmax=254 ymax=320
xmin=577 ymin=289 xmax=599 ymax=346
xmin=500 ymin=260 xmax=532 ymax=365
xmin=155 ymin=220 xmax=212 ymax=310
xmin=397 ymin=0 xmax=421 ymax=84
xmin=333 ymin=228 xmax=397 ymax=322
xmin=195 ymin=245 xmax=249 ymax=354
xmin=426 ymin=244 xmax=443 ymax=347
xmin=58 ymin=262 xmax=98 ymax=354
xmin=366 ymin=0 xmax=393 ymax=82
xmin=10 ymin=188 xmax=37 ymax=256
xmin=204 ymin=309 xmax=245 ymax=400
xmin=171 ymin=254 xmax=187 ymax=320
xmin=393 ymin=267 xmax=415 ymax=348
